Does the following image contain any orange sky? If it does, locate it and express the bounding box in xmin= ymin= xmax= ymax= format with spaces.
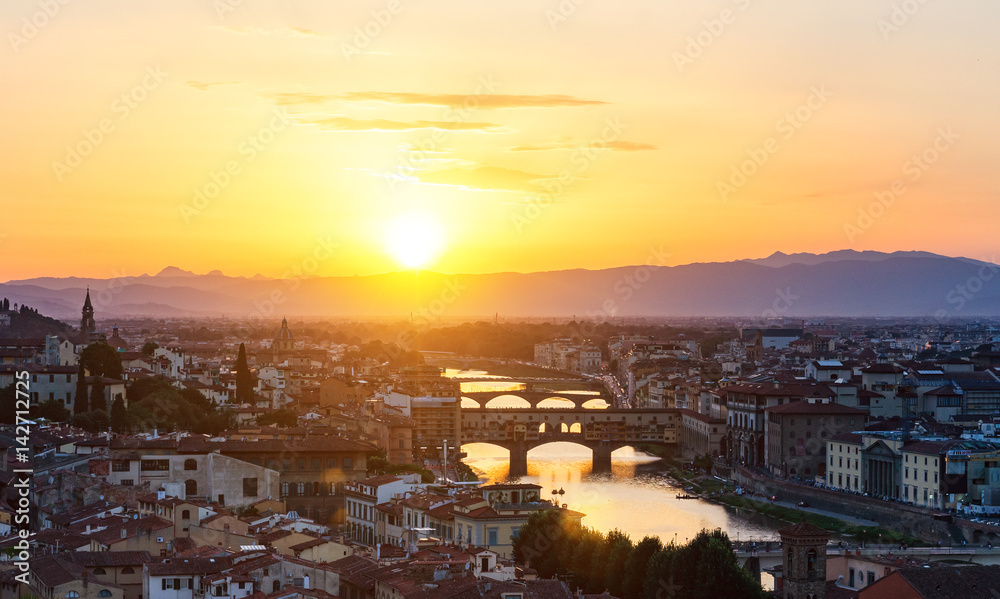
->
xmin=3 ymin=0 xmax=998 ymax=280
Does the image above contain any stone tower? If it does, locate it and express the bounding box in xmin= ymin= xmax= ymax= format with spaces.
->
xmin=81 ymin=287 xmax=96 ymax=341
xmin=778 ymin=522 xmax=829 ymax=599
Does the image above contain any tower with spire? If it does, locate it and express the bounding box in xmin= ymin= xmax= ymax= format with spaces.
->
xmin=81 ymin=288 xmax=97 ymax=343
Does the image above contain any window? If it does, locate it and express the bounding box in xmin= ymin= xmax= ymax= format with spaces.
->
xmin=122 ymin=567 xmax=135 ymax=575
xmin=327 ymin=458 xmax=337 ymax=468
xmin=344 ymin=457 xmax=352 ymax=469
xmin=867 ymin=571 xmax=875 ymax=586
xmin=98 ymin=591 xmax=112 ymax=597
xmin=112 ymin=461 xmax=131 ymax=472
xmin=181 ymin=510 xmax=191 ymax=520
xmin=312 ymin=458 xmax=321 ymax=470
xmin=121 ymin=479 xmax=134 ymax=486
xmin=243 ymin=477 xmax=259 ymax=498
xmin=93 ymin=567 xmax=107 ymax=575
xmin=184 ymin=459 xmax=198 ymax=471
xmin=185 ymin=479 xmax=197 ymax=496
xmin=141 ymin=460 xmax=169 ymax=472
xmin=487 ymin=527 xmax=499 ymax=546
xmin=67 ymin=593 xmax=80 ymax=598
xmin=297 ymin=458 xmax=306 ymax=470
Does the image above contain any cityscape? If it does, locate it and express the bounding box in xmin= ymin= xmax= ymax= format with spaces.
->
xmin=4 ymin=2 xmax=1000 ymax=599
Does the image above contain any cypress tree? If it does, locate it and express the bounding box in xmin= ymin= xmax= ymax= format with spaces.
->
xmin=74 ymin=362 xmax=89 ymax=415
xmin=111 ymin=396 xmax=127 ymax=433
xmin=89 ymin=377 xmax=106 ymax=413
xmin=234 ymin=343 xmax=253 ymax=403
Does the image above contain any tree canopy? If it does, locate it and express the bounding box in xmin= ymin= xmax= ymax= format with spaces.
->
xmin=512 ymin=510 xmax=766 ymax=599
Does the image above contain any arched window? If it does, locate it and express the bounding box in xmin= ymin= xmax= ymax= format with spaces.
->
xmin=181 ymin=510 xmax=191 ymax=520
xmin=98 ymin=591 xmax=112 ymax=598
xmin=297 ymin=482 xmax=305 ymax=496
xmin=807 ymin=548 xmax=818 ymax=580
xmin=185 ymin=479 xmax=198 ymax=497
xmin=121 ymin=567 xmax=135 ymax=575
xmin=313 ymin=482 xmax=321 ymax=496
xmin=67 ymin=593 xmax=80 ymax=599
xmin=273 ymin=581 xmax=281 ymax=593
xmin=184 ymin=459 xmax=198 ymax=471
xmin=281 ymin=483 xmax=290 ymax=497
xmin=92 ymin=567 xmax=107 ymax=575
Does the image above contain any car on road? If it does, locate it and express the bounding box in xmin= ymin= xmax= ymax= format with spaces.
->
xmin=797 ymin=500 xmax=810 ymax=508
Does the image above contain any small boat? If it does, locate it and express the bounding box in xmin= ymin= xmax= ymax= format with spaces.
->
xmin=676 ymin=494 xmax=696 ymax=499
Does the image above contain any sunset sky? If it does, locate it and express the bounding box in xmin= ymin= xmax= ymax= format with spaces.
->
xmin=3 ymin=0 xmax=998 ymax=280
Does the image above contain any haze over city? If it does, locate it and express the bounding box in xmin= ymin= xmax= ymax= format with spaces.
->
xmin=7 ymin=3 xmax=1000 ymax=599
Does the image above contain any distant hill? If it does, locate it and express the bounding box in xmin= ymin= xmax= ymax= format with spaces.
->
xmin=3 ymin=251 xmax=1000 ymax=319
xmin=0 ymin=301 xmax=77 ymax=339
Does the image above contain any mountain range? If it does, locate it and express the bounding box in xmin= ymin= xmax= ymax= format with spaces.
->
xmin=3 ymin=250 xmax=999 ymax=320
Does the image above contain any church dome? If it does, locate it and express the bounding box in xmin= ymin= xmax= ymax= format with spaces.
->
xmin=275 ymin=317 xmax=293 ymax=341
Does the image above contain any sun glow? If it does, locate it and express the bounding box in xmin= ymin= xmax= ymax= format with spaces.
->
xmin=384 ymin=211 xmax=446 ymax=269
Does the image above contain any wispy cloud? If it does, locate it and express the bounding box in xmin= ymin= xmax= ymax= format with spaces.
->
xmin=294 ymin=116 xmax=502 ymax=132
xmin=510 ymin=140 xmax=657 ymax=151
xmin=415 ymin=166 xmax=551 ymax=192
xmin=187 ymin=80 xmax=241 ymax=91
xmin=220 ymin=26 xmax=323 ymax=36
xmin=269 ymin=91 xmax=606 ymax=109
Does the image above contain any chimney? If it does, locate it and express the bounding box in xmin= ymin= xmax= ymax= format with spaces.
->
xmin=121 ymin=528 xmax=127 ymax=539
xmin=157 ymin=489 xmax=166 ymax=501
xmin=303 ymin=574 xmax=310 ymax=590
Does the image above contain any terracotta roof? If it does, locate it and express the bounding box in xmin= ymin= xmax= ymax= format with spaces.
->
xmin=888 ymin=564 xmax=1000 ymax=599
xmin=765 ymin=401 xmax=867 ymax=415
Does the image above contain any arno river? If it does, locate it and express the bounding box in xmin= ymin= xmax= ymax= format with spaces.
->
xmin=452 ymin=370 xmax=790 ymax=546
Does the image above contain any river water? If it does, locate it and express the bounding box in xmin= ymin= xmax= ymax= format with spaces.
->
xmin=451 ymin=369 xmax=790 ymax=547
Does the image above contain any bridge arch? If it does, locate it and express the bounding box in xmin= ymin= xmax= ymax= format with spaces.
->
xmin=484 ymin=395 xmax=532 ymax=409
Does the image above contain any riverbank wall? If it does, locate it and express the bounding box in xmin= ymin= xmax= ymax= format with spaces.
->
xmin=732 ymin=467 xmax=972 ymax=544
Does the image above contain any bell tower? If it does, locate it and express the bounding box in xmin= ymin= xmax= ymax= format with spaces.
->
xmin=778 ymin=522 xmax=829 ymax=599
xmin=81 ymin=287 xmax=96 ymax=341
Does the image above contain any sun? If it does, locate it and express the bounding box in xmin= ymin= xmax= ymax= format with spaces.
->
xmin=384 ymin=211 xmax=446 ymax=269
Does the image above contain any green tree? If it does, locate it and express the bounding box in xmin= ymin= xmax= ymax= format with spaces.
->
xmin=642 ymin=530 xmax=767 ymax=599
xmin=234 ymin=343 xmax=254 ymax=403
xmin=36 ymin=400 xmax=71 ymax=422
xmin=622 ymin=536 xmax=663 ymax=599
xmin=127 ymin=376 xmax=173 ymax=402
xmin=74 ymin=362 xmax=89 ymax=415
xmin=80 ymin=342 xmax=123 ymax=380
xmin=141 ymin=341 xmax=159 ymax=358
xmin=605 ymin=530 xmax=634 ymax=597
xmin=110 ymin=396 xmax=128 ymax=432
xmin=255 ymin=408 xmax=298 ymax=428
xmin=89 ymin=377 xmax=106 ymax=413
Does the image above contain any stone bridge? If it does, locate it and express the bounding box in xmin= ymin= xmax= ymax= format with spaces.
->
xmin=461 ymin=408 xmax=679 ymax=477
